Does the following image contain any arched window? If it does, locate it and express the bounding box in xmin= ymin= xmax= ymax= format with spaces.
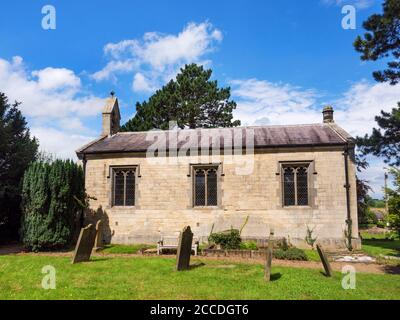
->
xmin=282 ymin=164 xmax=309 ymax=206
xmin=194 ymin=167 xmax=219 ymax=207
xmin=113 ymin=168 xmax=136 ymax=206
xmin=283 ymin=167 xmax=295 ymax=206
xmin=194 ymin=169 xmax=206 ymax=206
xmin=296 ymin=167 xmax=308 ymax=206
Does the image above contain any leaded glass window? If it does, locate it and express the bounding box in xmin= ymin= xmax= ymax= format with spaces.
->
xmin=113 ymin=168 xmax=136 ymax=206
xmin=282 ymin=164 xmax=309 ymax=206
xmin=283 ymin=167 xmax=295 ymax=206
xmin=194 ymin=167 xmax=218 ymax=207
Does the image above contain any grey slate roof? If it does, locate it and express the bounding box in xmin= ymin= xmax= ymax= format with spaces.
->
xmin=76 ymin=123 xmax=353 ymax=158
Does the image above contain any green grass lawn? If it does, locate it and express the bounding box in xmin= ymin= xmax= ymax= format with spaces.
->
xmin=99 ymin=244 xmax=156 ymax=254
xmin=360 ymin=232 xmax=400 ymax=258
xmin=0 ymin=255 xmax=399 ymax=300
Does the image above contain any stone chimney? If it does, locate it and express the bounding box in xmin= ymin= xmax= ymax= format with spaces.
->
xmin=102 ymin=92 xmax=121 ymax=136
xmin=322 ymin=105 xmax=334 ymax=123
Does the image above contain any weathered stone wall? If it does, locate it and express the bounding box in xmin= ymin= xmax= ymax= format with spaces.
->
xmin=84 ymin=146 xmax=359 ymax=249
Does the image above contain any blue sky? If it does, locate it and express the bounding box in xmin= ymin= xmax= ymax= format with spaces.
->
xmin=0 ymin=0 xmax=398 ymax=197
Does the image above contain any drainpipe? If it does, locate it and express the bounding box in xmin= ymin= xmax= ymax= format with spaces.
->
xmin=82 ymin=154 xmax=87 ymax=181
xmin=80 ymin=154 xmax=87 ymax=228
xmin=343 ymin=144 xmax=353 ymax=251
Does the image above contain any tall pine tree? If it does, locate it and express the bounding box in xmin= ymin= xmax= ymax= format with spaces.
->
xmin=0 ymin=92 xmax=38 ymax=241
xmin=121 ymin=64 xmax=241 ymax=131
xmin=356 ymin=103 xmax=400 ymax=166
xmin=354 ymin=0 xmax=400 ymax=85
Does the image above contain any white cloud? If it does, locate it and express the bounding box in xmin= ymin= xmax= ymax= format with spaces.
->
xmin=91 ymin=60 xmax=137 ymax=82
xmin=92 ymin=22 xmax=223 ymax=92
xmin=31 ymin=127 xmax=95 ymax=160
xmin=132 ymin=72 xmax=155 ymax=93
xmin=232 ymin=78 xmax=399 ymax=137
xmin=321 ymin=0 xmax=375 ymax=9
xmin=32 ymin=67 xmax=81 ymax=91
xmin=334 ymin=80 xmax=400 ymax=137
xmin=231 ymin=77 xmax=399 ymax=198
xmin=231 ymin=78 xmax=320 ymax=126
xmin=0 ymin=56 xmax=104 ymax=119
xmin=0 ymin=56 xmax=104 ymax=159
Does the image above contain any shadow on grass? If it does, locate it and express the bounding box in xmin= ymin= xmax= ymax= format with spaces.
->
xmin=382 ymin=265 xmax=400 ymax=275
xmin=363 ymin=239 xmax=400 ymax=257
xmin=270 ymin=273 xmax=282 ymax=281
xmin=319 ymin=271 xmax=333 ymax=278
xmin=189 ymin=262 xmax=206 ymax=270
xmin=87 ymin=257 xmax=111 ymax=262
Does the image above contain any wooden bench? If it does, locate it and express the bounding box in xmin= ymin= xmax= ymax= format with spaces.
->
xmin=157 ymin=236 xmax=199 ymax=256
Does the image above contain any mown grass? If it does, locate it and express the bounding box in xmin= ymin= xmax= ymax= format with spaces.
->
xmin=360 ymin=232 xmax=400 ymax=258
xmin=304 ymin=249 xmax=321 ymax=262
xmin=0 ymin=255 xmax=399 ymax=300
xmin=99 ymin=244 xmax=156 ymax=254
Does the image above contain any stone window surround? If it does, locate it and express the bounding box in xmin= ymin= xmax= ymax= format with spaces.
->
xmin=188 ymin=163 xmax=223 ymax=209
xmin=276 ymin=160 xmax=317 ymax=209
xmin=105 ymin=160 xmax=317 ymax=210
xmin=108 ymin=165 xmax=140 ymax=208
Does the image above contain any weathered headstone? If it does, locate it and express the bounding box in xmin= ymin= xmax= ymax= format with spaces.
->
xmin=264 ymin=247 xmax=273 ymax=281
xmin=94 ymin=220 xmax=103 ymax=251
xmin=264 ymin=230 xmax=274 ymax=281
xmin=176 ymin=226 xmax=193 ymax=271
xmin=72 ymin=224 xmax=97 ymax=264
xmin=316 ymin=244 xmax=333 ymax=277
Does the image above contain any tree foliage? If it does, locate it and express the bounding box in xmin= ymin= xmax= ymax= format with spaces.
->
xmin=0 ymin=92 xmax=38 ymax=241
xmin=121 ymin=64 xmax=241 ymax=132
xmin=20 ymin=160 xmax=84 ymax=251
xmin=387 ymin=168 xmax=400 ymax=235
xmin=357 ymin=178 xmax=373 ymax=225
xmin=354 ymin=0 xmax=400 ymax=85
xmin=356 ymin=103 xmax=400 ymax=166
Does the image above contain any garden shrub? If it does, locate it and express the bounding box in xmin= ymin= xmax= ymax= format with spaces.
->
xmin=208 ymin=229 xmax=241 ymax=249
xmin=273 ymin=247 xmax=308 ymax=261
xmin=239 ymin=241 xmax=258 ymax=250
xmin=20 ymin=160 xmax=84 ymax=251
xmin=376 ymin=220 xmax=386 ymax=228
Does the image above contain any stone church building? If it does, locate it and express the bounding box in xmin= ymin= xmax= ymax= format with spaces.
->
xmin=77 ymin=96 xmax=360 ymax=249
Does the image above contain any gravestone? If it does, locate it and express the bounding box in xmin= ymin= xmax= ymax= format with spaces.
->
xmin=316 ymin=244 xmax=333 ymax=277
xmin=94 ymin=220 xmax=103 ymax=251
xmin=264 ymin=230 xmax=274 ymax=281
xmin=72 ymin=224 xmax=97 ymax=264
xmin=176 ymin=226 xmax=193 ymax=271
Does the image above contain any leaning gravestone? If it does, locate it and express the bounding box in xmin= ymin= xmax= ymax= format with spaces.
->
xmin=72 ymin=224 xmax=97 ymax=264
xmin=264 ymin=230 xmax=274 ymax=281
xmin=176 ymin=226 xmax=194 ymax=271
xmin=316 ymin=244 xmax=333 ymax=277
xmin=94 ymin=220 xmax=103 ymax=251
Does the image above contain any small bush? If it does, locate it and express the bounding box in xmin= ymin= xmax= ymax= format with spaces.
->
xmin=376 ymin=220 xmax=386 ymax=228
xmin=273 ymin=247 xmax=308 ymax=261
xmin=208 ymin=229 xmax=241 ymax=249
xmin=277 ymin=237 xmax=291 ymax=251
xmin=239 ymin=241 xmax=258 ymax=250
